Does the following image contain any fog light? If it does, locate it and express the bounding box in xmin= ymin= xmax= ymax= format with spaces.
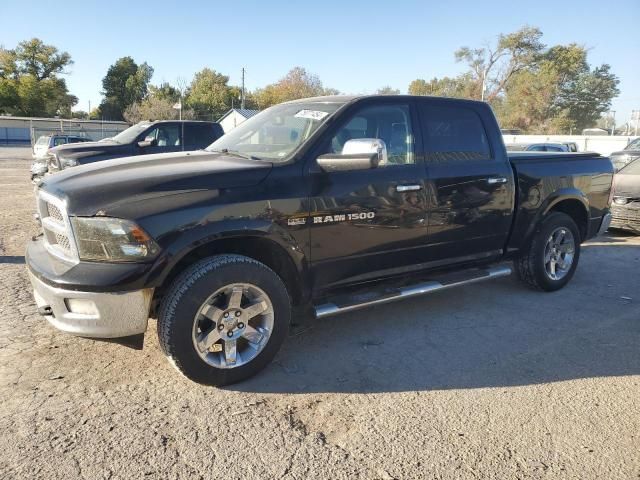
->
xmin=65 ymin=298 xmax=98 ymax=316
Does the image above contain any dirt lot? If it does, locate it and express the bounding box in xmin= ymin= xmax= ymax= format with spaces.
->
xmin=0 ymin=147 xmax=638 ymax=479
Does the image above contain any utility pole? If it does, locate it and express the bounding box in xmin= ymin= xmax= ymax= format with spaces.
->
xmin=610 ymin=111 xmax=616 ymax=136
xmin=88 ymin=100 xmax=91 ymax=118
xmin=241 ymin=67 xmax=246 ymax=110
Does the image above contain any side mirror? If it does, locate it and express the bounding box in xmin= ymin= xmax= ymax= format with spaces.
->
xmin=317 ymin=139 xmax=387 ymax=172
xmin=137 ymin=135 xmax=157 ymax=148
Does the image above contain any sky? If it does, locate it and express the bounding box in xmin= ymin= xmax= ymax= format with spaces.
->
xmin=2 ymin=0 xmax=639 ymax=124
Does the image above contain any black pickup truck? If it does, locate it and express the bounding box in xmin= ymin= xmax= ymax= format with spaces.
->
xmin=46 ymin=120 xmax=223 ymax=174
xmin=27 ymin=95 xmax=614 ymax=386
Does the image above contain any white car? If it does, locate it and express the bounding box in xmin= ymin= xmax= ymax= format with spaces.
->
xmin=32 ymin=134 xmax=90 ymax=160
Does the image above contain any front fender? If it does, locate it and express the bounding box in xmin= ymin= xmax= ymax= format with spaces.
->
xmin=143 ymin=217 xmax=309 ymax=294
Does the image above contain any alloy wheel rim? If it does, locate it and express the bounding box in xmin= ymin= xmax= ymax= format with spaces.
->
xmin=192 ymin=283 xmax=274 ymax=369
xmin=544 ymin=227 xmax=575 ymax=281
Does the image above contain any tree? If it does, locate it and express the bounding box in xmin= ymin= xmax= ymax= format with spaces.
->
xmin=98 ymin=57 xmax=153 ymax=120
xmin=124 ymin=89 xmax=194 ymax=123
xmin=413 ymin=28 xmax=620 ymax=134
xmin=150 ymin=82 xmax=180 ymax=103
xmin=376 ymin=86 xmax=400 ymax=95
xmin=71 ymin=110 xmax=89 ymax=119
xmin=554 ymin=64 xmax=619 ymax=131
xmin=13 ymin=38 xmax=73 ymax=80
xmin=0 ymin=38 xmax=77 ymax=117
xmin=408 ymin=75 xmax=476 ymax=98
xmin=498 ymin=43 xmax=619 ymax=133
xmin=185 ymin=68 xmax=234 ymax=120
xmin=455 ymin=26 xmax=544 ymax=101
xmin=253 ymin=67 xmax=338 ymax=108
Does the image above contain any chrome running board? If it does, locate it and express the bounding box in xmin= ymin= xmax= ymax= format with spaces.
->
xmin=314 ymin=265 xmax=512 ymax=319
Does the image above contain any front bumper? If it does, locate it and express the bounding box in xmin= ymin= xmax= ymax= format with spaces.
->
xmin=28 ymin=270 xmax=153 ymax=338
xmin=610 ymin=203 xmax=640 ymax=232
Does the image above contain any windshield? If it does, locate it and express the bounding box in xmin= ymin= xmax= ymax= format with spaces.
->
xmin=206 ymin=102 xmax=342 ymax=161
xmin=111 ymin=122 xmax=152 ymax=144
xmin=625 ymin=138 xmax=640 ymax=150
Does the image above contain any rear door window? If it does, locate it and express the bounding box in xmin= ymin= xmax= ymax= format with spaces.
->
xmin=184 ymin=124 xmax=213 ymax=149
xmin=418 ymin=103 xmax=491 ymax=162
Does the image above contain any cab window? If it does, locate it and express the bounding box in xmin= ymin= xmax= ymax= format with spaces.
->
xmin=327 ymin=104 xmax=414 ymax=166
xmin=418 ymin=103 xmax=491 ymax=162
xmin=145 ymin=124 xmax=181 ymax=147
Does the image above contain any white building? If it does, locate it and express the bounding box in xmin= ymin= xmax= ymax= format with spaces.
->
xmin=218 ymin=109 xmax=260 ymax=133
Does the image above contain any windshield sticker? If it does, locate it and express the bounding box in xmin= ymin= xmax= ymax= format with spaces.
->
xmin=294 ymin=110 xmax=329 ymax=121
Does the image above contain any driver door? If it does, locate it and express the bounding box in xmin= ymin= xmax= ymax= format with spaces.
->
xmin=307 ymin=100 xmax=430 ymax=291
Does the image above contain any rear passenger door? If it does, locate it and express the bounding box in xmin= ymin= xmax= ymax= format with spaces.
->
xmin=417 ymin=100 xmax=514 ymax=263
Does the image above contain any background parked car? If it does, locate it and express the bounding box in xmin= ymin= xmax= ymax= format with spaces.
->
xmin=610 ymin=158 xmax=640 ymax=234
xmin=33 ymin=134 xmax=91 ymax=160
xmin=610 ymin=138 xmax=640 ymax=171
xmin=31 ymin=135 xmax=91 ymax=182
xmin=506 ymin=143 xmax=573 ymax=152
xmin=47 ymin=120 xmax=224 ymax=173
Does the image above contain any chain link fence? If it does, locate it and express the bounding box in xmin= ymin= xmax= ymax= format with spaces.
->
xmin=30 ymin=126 xmax=126 ymax=144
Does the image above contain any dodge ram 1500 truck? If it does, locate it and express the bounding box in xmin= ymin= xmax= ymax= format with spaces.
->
xmin=27 ymin=95 xmax=614 ymax=386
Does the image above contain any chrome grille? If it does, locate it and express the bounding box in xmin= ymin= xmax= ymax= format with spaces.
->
xmin=47 ymin=203 xmax=64 ymax=222
xmin=54 ymin=233 xmax=71 ymax=252
xmin=36 ymin=190 xmax=78 ymax=263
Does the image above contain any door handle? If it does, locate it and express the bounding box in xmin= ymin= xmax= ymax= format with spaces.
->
xmin=396 ymin=184 xmax=422 ymax=192
xmin=486 ymin=177 xmax=508 ymax=184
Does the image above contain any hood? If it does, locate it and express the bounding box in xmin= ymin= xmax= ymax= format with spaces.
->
xmin=39 ymin=150 xmax=272 ymax=216
xmin=613 ymin=171 xmax=640 ymax=198
xmin=610 ymin=149 xmax=640 ymax=157
xmin=50 ymin=139 xmax=127 ymax=159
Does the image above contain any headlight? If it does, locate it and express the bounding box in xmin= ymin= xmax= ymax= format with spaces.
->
xmin=60 ymin=157 xmax=77 ymax=167
xmin=70 ymin=217 xmax=159 ymax=262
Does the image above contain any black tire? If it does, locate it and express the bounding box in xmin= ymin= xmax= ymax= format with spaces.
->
xmin=158 ymin=254 xmax=290 ymax=386
xmin=514 ymin=212 xmax=581 ymax=292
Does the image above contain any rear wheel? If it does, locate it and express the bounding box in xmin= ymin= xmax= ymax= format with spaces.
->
xmin=158 ymin=254 xmax=290 ymax=386
xmin=514 ymin=212 xmax=581 ymax=291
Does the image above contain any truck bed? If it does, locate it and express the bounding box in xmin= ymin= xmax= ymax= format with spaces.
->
xmin=507 ymin=151 xmax=603 ymax=161
xmin=506 ymin=150 xmax=613 ymax=252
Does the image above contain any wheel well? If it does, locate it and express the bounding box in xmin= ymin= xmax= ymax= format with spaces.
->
xmin=548 ymin=199 xmax=588 ymax=241
xmin=155 ymin=236 xmax=304 ymax=310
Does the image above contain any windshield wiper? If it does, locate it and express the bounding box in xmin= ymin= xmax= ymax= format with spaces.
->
xmin=212 ymin=148 xmax=263 ymax=161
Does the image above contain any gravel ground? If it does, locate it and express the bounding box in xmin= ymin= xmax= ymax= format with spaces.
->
xmin=0 ymin=147 xmax=638 ymax=479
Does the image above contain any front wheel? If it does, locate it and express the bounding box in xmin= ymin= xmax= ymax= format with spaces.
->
xmin=158 ymin=254 xmax=291 ymax=386
xmin=514 ymin=212 xmax=581 ymax=291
